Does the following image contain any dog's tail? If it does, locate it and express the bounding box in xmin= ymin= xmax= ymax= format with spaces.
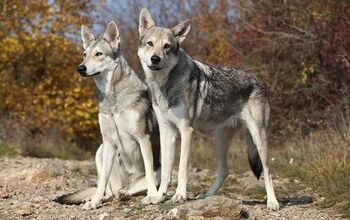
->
xmin=246 ymin=129 xmax=263 ymax=179
xmin=54 ymin=187 xmax=96 ymax=205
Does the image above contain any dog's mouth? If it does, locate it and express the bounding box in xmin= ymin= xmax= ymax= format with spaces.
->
xmin=80 ymin=72 xmax=101 ymax=77
xmin=148 ymin=65 xmax=163 ymax=71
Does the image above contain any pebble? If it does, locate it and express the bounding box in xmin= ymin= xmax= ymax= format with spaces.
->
xmin=98 ymin=212 xmax=109 ymax=220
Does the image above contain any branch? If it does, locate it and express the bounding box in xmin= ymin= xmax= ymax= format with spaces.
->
xmin=237 ymin=17 xmax=312 ymax=42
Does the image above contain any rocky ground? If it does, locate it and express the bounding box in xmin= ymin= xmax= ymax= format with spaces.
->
xmin=0 ymin=157 xmax=345 ymax=219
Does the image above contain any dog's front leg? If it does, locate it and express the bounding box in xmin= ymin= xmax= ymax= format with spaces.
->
xmin=83 ymin=141 xmax=115 ymax=210
xmin=137 ymin=134 xmax=160 ymax=204
xmin=171 ymin=121 xmax=193 ymax=202
xmin=156 ymin=120 xmax=178 ymax=201
xmin=95 ymin=144 xmax=113 ymax=201
xmin=83 ymin=114 xmax=117 ymax=210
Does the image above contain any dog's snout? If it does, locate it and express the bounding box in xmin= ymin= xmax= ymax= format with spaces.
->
xmin=151 ymin=55 xmax=161 ymax=64
xmin=77 ymin=65 xmax=87 ymax=75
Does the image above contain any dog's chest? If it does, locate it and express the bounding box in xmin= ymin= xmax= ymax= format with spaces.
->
xmin=149 ymin=86 xmax=184 ymax=120
xmin=114 ymin=110 xmax=141 ymax=132
xmin=155 ymin=102 xmax=188 ymax=126
xmin=113 ymin=112 xmax=144 ymax=172
xmin=98 ymin=93 xmax=118 ymax=114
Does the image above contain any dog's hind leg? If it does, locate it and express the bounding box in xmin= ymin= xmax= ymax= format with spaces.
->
xmin=242 ymin=100 xmax=279 ymax=210
xmin=119 ymin=167 xmax=161 ymax=198
xmin=197 ymin=127 xmax=236 ymax=199
xmin=106 ymin=150 xmax=123 ymax=200
xmin=98 ymin=145 xmax=124 ymax=201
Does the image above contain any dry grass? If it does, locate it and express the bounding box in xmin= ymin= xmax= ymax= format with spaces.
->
xmin=189 ymin=112 xmax=350 ymax=218
xmin=189 ymin=129 xmax=250 ymax=174
xmin=282 ymin=124 xmax=350 ymax=217
xmin=0 ymin=117 xmax=92 ymax=160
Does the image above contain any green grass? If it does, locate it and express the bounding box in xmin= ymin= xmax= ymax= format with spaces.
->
xmin=302 ymin=154 xmax=350 ymax=216
xmin=245 ymin=186 xmax=266 ymax=200
xmin=341 ymin=203 xmax=350 ymax=219
xmin=159 ymin=201 xmax=178 ymax=213
xmin=23 ymin=143 xmax=92 ymax=160
xmin=0 ymin=142 xmax=17 ymax=157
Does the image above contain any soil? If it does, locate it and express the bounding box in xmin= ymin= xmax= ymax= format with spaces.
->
xmin=0 ymin=157 xmax=345 ymax=219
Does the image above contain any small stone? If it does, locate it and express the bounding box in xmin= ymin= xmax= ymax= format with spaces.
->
xmin=98 ymin=212 xmax=109 ymax=220
xmin=168 ymin=208 xmax=180 ymax=218
xmin=17 ymin=207 xmax=33 ymax=217
xmin=123 ymin=208 xmax=132 ymax=213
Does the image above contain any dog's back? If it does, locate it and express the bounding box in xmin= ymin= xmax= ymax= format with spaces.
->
xmin=194 ymin=61 xmax=268 ymax=129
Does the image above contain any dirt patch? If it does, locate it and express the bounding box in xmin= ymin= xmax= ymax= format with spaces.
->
xmin=0 ymin=157 xmax=345 ymax=219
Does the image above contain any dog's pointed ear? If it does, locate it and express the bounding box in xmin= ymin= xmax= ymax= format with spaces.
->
xmin=139 ymin=8 xmax=155 ymax=37
xmin=171 ymin=19 xmax=191 ymax=43
xmin=81 ymin=25 xmax=95 ymax=49
xmin=103 ymin=21 xmax=120 ymax=52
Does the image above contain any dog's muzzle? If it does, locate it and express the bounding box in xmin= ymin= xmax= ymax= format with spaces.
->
xmin=77 ymin=65 xmax=87 ymax=75
xmin=76 ymin=65 xmax=100 ymax=77
xmin=148 ymin=65 xmax=163 ymax=71
xmin=151 ymin=55 xmax=161 ymax=64
xmin=148 ymin=55 xmax=163 ymax=71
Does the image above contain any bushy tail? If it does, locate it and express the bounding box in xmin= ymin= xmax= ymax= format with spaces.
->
xmin=246 ymin=129 xmax=263 ymax=179
xmin=54 ymin=187 xmax=96 ymax=205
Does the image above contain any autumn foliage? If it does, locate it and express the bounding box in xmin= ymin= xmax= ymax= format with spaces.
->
xmin=0 ymin=0 xmax=349 ymax=156
xmin=115 ymin=0 xmax=349 ymax=138
xmin=0 ymin=0 xmax=99 ymax=152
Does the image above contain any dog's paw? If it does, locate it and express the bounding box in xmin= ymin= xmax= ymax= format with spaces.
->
xmin=171 ymin=193 xmax=186 ymax=203
xmin=82 ymin=194 xmax=103 ymax=210
xmin=118 ymin=189 xmax=130 ymax=201
xmin=83 ymin=197 xmax=91 ymax=203
xmin=141 ymin=194 xmax=165 ymax=205
xmin=82 ymin=200 xmax=98 ymax=210
xmin=102 ymin=193 xmax=113 ymax=202
xmin=142 ymin=193 xmax=166 ymax=205
xmin=267 ymin=199 xmax=280 ymax=211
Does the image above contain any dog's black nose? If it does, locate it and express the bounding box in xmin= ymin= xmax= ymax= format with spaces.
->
xmin=151 ymin=55 xmax=161 ymax=64
xmin=77 ymin=65 xmax=87 ymax=74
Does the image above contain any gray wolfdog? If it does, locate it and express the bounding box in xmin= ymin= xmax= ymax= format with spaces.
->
xmin=55 ymin=21 xmax=161 ymax=209
xmin=137 ymin=8 xmax=279 ymax=210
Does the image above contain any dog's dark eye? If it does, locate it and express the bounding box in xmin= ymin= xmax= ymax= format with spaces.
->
xmin=147 ymin=41 xmax=153 ymax=47
xmin=83 ymin=52 xmax=86 ymax=57
xmin=164 ymin=43 xmax=171 ymax=49
xmin=95 ymin=52 xmax=103 ymax=56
